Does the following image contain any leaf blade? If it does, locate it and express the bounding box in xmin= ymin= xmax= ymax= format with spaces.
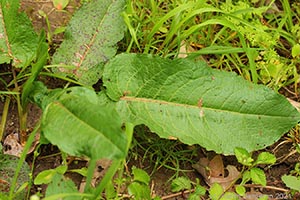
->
xmin=41 ymin=87 xmax=127 ymax=160
xmin=0 ymin=0 xmax=38 ymax=67
xmin=103 ymin=53 xmax=300 ymax=155
xmin=51 ymin=0 xmax=125 ymax=85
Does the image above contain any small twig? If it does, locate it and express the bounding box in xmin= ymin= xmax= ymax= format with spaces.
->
xmin=243 ymin=184 xmax=289 ymax=193
xmin=150 ymin=180 xmax=155 ymax=197
xmin=11 ymin=68 xmax=28 ymax=145
xmin=272 ymin=139 xmax=292 ymax=154
xmin=37 ymin=152 xmax=62 ymax=160
xmin=161 ymin=189 xmax=195 ymax=200
xmin=276 ymin=149 xmax=298 ymax=165
xmin=283 ymin=87 xmax=298 ymax=97
xmin=0 ymin=96 xmax=10 ymax=142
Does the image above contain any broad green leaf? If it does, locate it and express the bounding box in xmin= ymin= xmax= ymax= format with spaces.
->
xmin=235 ymin=185 xmax=246 ymax=196
xmin=254 ymin=152 xmax=276 ymax=165
xmin=51 ymin=0 xmax=125 ymax=85
xmin=132 ymin=167 xmax=150 ymax=185
xmin=188 ymin=194 xmax=201 ymax=200
xmin=128 ymin=182 xmax=151 ymax=200
xmin=41 ymin=87 xmax=127 ymax=160
xmin=281 ymin=175 xmax=300 ymax=191
xmin=0 ymin=0 xmax=38 ymax=67
xmin=241 ymin=170 xmax=251 ymax=185
xmin=34 ymin=169 xmax=57 ymax=185
xmin=34 ymin=165 xmax=67 ymax=185
xmin=250 ymin=167 xmax=266 ymax=186
xmin=209 ymin=183 xmax=223 ymax=200
xmin=103 ymin=53 xmax=300 ymax=155
xmin=68 ymin=167 xmax=87 ymax=177
xmin=220 ymin=192 xmax=239 ymax=200
xmin=171 ymin=177 xmax=192 ymax=192
xmin=189 ymin=184 xmax=206 ymax=199
xmin=105 ymin=180 xmax=117 ymax=199
xmin=55 ymin=165 xmax=68 ymax=174
xmin=29 ymin=81 xmax=65 ymax=111
xmin=234 ymin=147 xmax=253 ymax=166
xmin=292 ymin=44 xmax=300 ymax=58
xmin=45 ymin=174 xmax=80 ymax=200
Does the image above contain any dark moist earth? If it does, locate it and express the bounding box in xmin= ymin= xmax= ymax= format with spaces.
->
xmin=0 ymin=0 xmax=299 ymax=199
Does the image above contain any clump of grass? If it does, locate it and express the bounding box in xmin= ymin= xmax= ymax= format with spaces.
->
xmin=128 ymin=125 xmax=198 ymax=180
xmin=123 ymin=0 xmax=300 ymax=91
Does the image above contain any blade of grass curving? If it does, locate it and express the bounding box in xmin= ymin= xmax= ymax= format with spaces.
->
xmin=0 ymin=96 xmax=10 ymax=141
xmin=84 ymin=158 xmax=97 ymax=193
xmin=22 ymin=31 xmax=48 ymax=108
xmin=8 ymin=121 xmax=40 ymax=199
xmin=144 ymin=2 xmax=198 ymax=53
xmin=281 ymin=0 xmax=293 ymax=31
xmin=189 ymin=46 xmax=260 ymax=55
xmin=40 ymin=71 xmax=85 ymax=86
xmin=51 ymin=0 xmax=125 ymax=85
xmin=103 ymin=53 xmax=300 ymax=155
xmin=179 ymin=17 xmax=260 ymax=83
xmin=162 ymin=7 xmax=223 ymax=51
xmin=122 ymin=12 xmax=140 ymax=52
xmin=42 ymin=193 xmax=94 ymax=200
xmin=94 ymin=123 xmax=134 ymax=198
xmin=0 ymin=0 xmax=38 ymax=68
xmin=174 ymin=18 xmax=236 ymax=48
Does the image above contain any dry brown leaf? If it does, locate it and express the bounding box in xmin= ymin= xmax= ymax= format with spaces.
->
xmin=178 ymin=41 xmax=188 ymax=58
xmin=193 ymin=155 xmax=240 ymax=190
xmin=3 ymin=133 xmax=23 ymax=157
xmin=192 ymin=157 xmax=210 ymax=182
xmin=3 ymin=132 xmax=40 ymax=157
xmin=178 ymin=41 xmax=196 ymax=58
xmin=209 ymin=155 xmax=224 ymax=178
xmin=210 ymin=165 xmax=240 ymax=190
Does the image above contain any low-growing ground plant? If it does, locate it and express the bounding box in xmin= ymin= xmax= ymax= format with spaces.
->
xmin=172 ymin=147 xmax=277 ymax=200
xmin=0 ymin=0 xmax=300 ymax=199
xmin=282 ymin=163 xmax=300 ymax=195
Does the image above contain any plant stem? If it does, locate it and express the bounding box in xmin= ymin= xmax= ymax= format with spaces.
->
xmin=26 ymin=143 xmax=41 ymax=199
xmin=94 ymin=159 xmax=122 ymax=199
xmin=12 ymin=68 xmax=27 ymax=144
xmin=0 ymin=96 xmax=10 ymax=141
xmin=94 ymin=122 xmax=134 ymax=199
xmin=84 ymin=158 xmax=97 ymax=193
xmin=125 ymin=123 xmax=134 ymax=152
xmin=8 ymin=121 xmax=41 ymax=200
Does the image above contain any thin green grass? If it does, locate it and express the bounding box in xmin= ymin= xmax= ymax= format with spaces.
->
xmin=123 ymin=0 xmax=300 ymax=90
xmin=128 ymin=125 xmax=198 ymax=181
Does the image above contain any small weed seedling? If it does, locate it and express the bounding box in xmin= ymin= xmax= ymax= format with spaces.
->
xmin=172 ymin=148 xmax=277 ymax=200
xmin=282 ymin=163 xmax=300 ymax=196
xmin=233 ymin=147 xmax=276 ymax=199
